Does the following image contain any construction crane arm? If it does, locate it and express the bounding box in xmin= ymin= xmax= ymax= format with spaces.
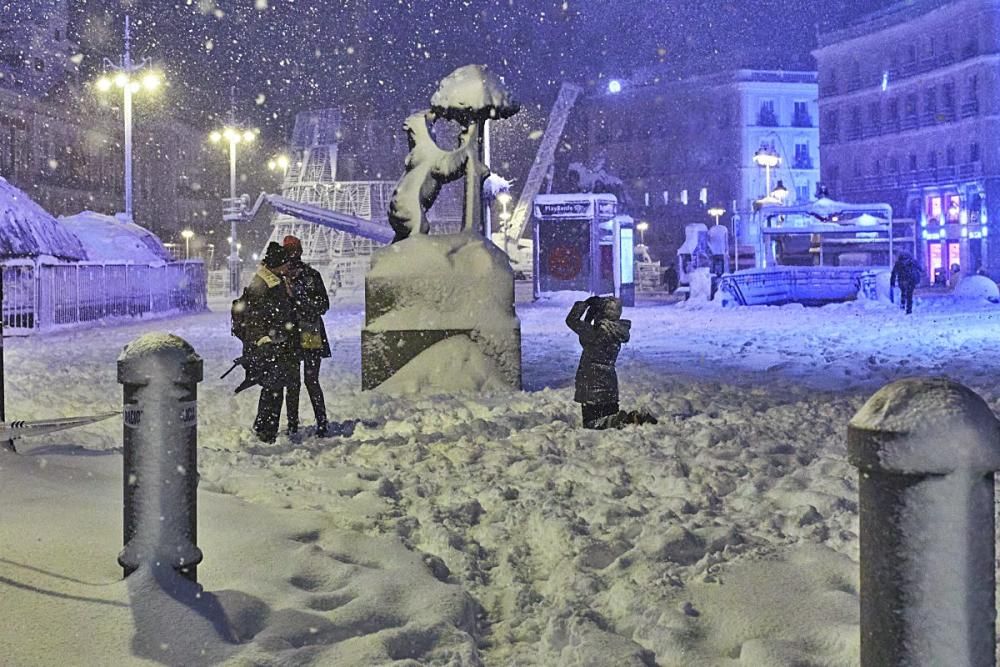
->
xmin=504 ymin=82 xmax=583 ymax=244
xmin=248 ymin=193 xmax=395 ymax=245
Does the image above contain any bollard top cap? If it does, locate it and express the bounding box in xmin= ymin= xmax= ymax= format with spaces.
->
xmin=849 ymin=377 xmax=1000 ymax=473
xmin=118 ymin=333 xmax=203 ymax=385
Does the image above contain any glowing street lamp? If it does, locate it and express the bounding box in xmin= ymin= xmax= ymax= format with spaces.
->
xmin=93 ymin=14 xmax=162 ymax=222
xmin=753 ymin=147 xmax=781 ymax=199
xmin=210 ymin=122 xmax=258 ymax=293
xmin=267 ymin=154 xmax=290 ymax=176
xmin=180 ymin=229 xmax=194 ymax=260
xmin=636 ymin=221 xmax=649 ymax=245
xmin=708 ymin=207 xmax=726 ymax=226
xmin=771 ymin=180 xmax=789 ymax=203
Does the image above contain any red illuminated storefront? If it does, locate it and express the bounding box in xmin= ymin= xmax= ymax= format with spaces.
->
xmin=921 ymin=191 xmax=986 ymax=285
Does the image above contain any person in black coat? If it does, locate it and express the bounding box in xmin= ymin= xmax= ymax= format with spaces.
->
xmin=282 ymin=235 xmax=331 ymax=436
xmin=237 ymin=242 xmax=301 ymax=443
xmin=890 ymin=251 xmax=923 ymax=315
xmin=566 ymin=296 xmax=657 ymax=429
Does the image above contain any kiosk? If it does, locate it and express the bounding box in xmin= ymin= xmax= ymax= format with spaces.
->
xmin=532 ymin=193 xmax=635 ymax=305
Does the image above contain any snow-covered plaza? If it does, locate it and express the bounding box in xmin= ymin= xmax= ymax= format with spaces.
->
xmin=3 ymin=293 xmax=1000 ymax=666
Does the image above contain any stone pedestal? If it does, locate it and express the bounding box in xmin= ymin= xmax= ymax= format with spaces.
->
xmin=362 ymin=233 xmax=521 ymax=391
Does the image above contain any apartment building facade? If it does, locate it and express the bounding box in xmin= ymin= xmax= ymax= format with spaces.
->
xmin=584 ymin=68 xmax=819 ymax=256
xmin=815 ymin=0 xmax=1000 ymax=280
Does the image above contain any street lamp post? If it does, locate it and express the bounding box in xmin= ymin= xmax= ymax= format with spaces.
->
xmin=210 ymin=125 xmax=257 ymax=294
xmin=708 ymin=206 xmax=729 ymax=271
xmin=181 ymin=229 xmax=194 ymax=260
xmin=94 ymin=15 xmax=162 ymax=222
xmin=707 ymin=207 xmax=725 ymax=227
xmin=753 ymin=147 xmax=780 ymax=199
xmin=636 ymin=221 xmax=649 ymax=245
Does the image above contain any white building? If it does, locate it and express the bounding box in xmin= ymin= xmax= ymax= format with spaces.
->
xmin=585 ymin=69 xmax=820 ymax=263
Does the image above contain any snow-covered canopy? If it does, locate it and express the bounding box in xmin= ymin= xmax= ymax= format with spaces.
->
xmin=59 ymin=211 xmax=173 ymax=264
xmin=758 ymin=198 xmax=893 ymax=223
xmin=0 ymin=177 xmax=85 ymax=262
xmin=430 ymin=65 xmax=520 ymax=122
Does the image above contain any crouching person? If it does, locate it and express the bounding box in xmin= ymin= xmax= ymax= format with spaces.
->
xmin=566 ymin=296 xmax=657 ymax=429
xmin=240 ymin=242 xmax=301 ymax=443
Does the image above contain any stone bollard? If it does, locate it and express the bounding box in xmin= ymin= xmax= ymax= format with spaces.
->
xmin=848 ymin=377 xmax=1000 ymax=667
xmin=117 ymin=333 xmax=203 ymax=582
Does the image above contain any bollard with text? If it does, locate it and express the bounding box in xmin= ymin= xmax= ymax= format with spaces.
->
xmin=117 ymin=333 xmax=203 ymax=582
xmin=848 ymin=377 xmax=1000 ymax=667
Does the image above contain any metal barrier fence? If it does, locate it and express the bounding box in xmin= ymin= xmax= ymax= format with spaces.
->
xmin=2 ymin=260 xmax=207 ymax=335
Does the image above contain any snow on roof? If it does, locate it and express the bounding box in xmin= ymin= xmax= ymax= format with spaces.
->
xmin=0 ymin=177 xmax=86 ymax=261
xmin=430 ymin=65 xmax=520 ymax=122
xmin=59 ymin=211 xmax=172 ymax=264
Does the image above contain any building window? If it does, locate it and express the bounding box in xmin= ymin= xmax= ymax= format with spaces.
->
xmin=942 ymin=82 xmax=955 ymax=120
xmin=909 ymin=154 xmax=918 ymax=171
xmin=33 ymin=58 xmax=44 ymax=72
xmin=849 ymin=61 xmax=862 ymax=91
xmin=796 ymin=183 xmax=810 ymax=202
xmin=822 ymin=109 xmax=839 ymax=144
xmin=758 ymin=100 xmax=778 ymax=126
xmin=873 ymin=159 xmax=882 ymax=175
xmin=849 ymin=106 xmax=862 ymax=140
xmin=886 ymin=98 xmax=900 ymax=131
xmin=923 ymin=88 xmax=937 ymax=123
xmin=853 ymin=158 xmax=862 ymax=177
xmin=792 ymin=101 xmax=812 ymax=127
xmin=794 ymin=141 xmax=812 ymax=169
xmin=928 ymin=151 xmax=938 ymax=169
xmin=963 ymin=75 xmax=979 ymax=116
xmin=970 ymin=143 xmax=981 ymax=162
xmin=868 ymin=101 xmax=881 ymax=135
xmin=889 ymin=156 xmax=899 ymax=172
xmin=946 ymin=145 xmax=956 ymax=166
xmin=55 ymin=29 xmax=61 ymax=41
xmin=904 ymin=93 xmax=918 ymax=129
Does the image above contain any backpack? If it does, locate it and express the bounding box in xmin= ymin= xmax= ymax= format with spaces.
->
xmin=231 ymin=291 xmax=249 ymax=342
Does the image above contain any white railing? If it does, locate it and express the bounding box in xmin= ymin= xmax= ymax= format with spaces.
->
xmin=1 ymin=260 xmax=207 ymax=335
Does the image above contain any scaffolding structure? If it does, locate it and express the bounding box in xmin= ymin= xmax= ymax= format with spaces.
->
xmin=265 ymin=109 xmax=462 ymax=295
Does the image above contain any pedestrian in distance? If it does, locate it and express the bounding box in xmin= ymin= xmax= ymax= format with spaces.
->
xmin=890 ymin=250 xmax=923 ymax=315
xmin=282 ymin=235 xmax=331 ymax=437
xmin=232 ymin=241 xmax=301 ymax=443
xmin=565 ymin=295 xmax=657 ymax=429
xmin=663 ymin=263 xmax=679 ymax=294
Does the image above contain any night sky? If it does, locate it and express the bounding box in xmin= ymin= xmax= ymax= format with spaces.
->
xmin=67 ymin=0 xmax=895 ymax=139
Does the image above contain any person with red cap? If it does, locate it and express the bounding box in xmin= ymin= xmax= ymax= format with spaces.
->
xmin=282 ymin=235 xmax=331 ymax=436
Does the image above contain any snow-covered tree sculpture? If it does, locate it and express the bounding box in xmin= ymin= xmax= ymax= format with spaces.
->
xmin=387 ymin=65 xmax=519 ymax=242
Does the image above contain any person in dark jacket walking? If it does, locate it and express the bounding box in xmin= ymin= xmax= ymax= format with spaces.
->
xmin=237 ymin=242 xmax=301 ymax=443
xmin=282 ymin=235 xmax=331 ymax=436
xmin=566 ymin=296 xmax=657 ymax=429
xmin=890 ymin=251 xmax=922 ymax=314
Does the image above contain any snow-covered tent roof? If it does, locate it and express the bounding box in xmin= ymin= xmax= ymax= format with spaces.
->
xmin=757 ymin=198 xmax=893 ymax=222
xmin=58 ymin=211 xmax=172 ymax=264
xmin=0 ymin=177 xmax=86 ymax=261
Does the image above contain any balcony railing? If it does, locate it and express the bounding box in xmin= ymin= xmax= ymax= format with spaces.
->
xmin=885 ymin=118 xmax=901 ymax=133
xmin=793 ymin=157 xmax=815 ymax=170
xmin=791 ymin=112 xmax=813 ymax=127
xmin=757 ymin=109 xmax=779 ymax=127
xmin=961 ymin=100 xmax=979 ymax=118
xmin=901 ymin=115 xmax=919 ymax=131
xmin=844 ymin=163 xmax=985 ymax=194
xmin=959 ymin=161 xmax=982 ymax=179
xmin=847 ymin=126 xmax=863 ymax=141
xmin=863 ymin=124 xmax=882 ymax=138
xmin=847 ymin=76 xmax=863 ymax=92
xmin=920 ymin=111 xmax=938 ymax=126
